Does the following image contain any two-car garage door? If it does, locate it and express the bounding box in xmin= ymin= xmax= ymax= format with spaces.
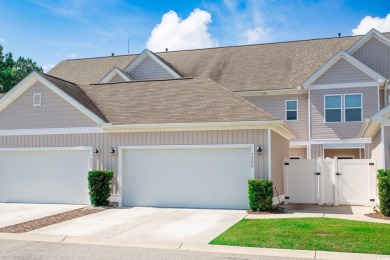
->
xmin=121 ymin=145 xmax=254 ymax=210
xmin=0 ymin=148 xmax=91 ymax=204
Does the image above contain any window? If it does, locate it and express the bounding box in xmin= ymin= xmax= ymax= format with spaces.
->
xmin=344 ymin=94 xmax=362 ymax=122
xmin=285 ymin=100 xmax=298 ymax=121
xmin=325 ymin=95 xmax=342 ymax=122
xmin=33 ymin=93 xmax=41 ymax=106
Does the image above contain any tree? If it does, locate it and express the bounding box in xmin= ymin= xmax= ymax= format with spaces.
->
xmin=0 ymin=44 xmax=43 ymax=92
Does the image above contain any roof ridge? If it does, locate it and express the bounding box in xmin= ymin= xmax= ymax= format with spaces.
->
xmin=90 ymin=77 xmax=193 ymax=86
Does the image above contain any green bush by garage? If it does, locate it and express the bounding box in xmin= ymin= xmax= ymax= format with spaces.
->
xmin=248 ymin=179 xmax=273 ymax=211
xmin=377 ymin=169 xmax=390 ymax=217
xmin=88 ymin=170 xmax=114 ymax=206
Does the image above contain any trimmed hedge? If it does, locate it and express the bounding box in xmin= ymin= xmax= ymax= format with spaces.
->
xmin=88 ymin=170 xmax=114 ymax=206
xmin=248 ymin=179 xmax=273 ymax=211
xmin=377 ymin=169 xmax=390 ymax=217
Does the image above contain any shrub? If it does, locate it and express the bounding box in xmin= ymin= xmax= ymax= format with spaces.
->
xmin=88 ymin=170 xmax=114 ymax=206
xmin=377 ymin=169 xmax=390 ymax=217
xmin=248 ymin=179 xmax=273 ymax=211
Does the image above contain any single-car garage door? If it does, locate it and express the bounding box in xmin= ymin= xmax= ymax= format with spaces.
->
xmin=0 ymin=147 xmax=91 ymax=204
xmin=121 ymin=145 xmax=254 ymax=209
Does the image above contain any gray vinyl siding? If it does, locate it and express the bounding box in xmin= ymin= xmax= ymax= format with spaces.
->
xmin=310 ymin=86 xmax=378 ymax=140
xmin=290 ymin=148 xmax=307 ymax=159
xmin=313 ymin=59 xmax=373 ymax=85
xmin=0 ymin=82 xmax=96 ymax=129
xmin=245 ymin=94 xmax=308 ymax=141
xmin=129 ymin=56 xmax=173 ymax=80
xmin=109 ymin=74 xmax=126 ymax=83
xmin=384 ymin=126 xmax=390 ymax=168
xmin=353 ymin=37 xmax=390 ymax=79
xmin=271 ymin=130 xmax=289 ymax=195
xmin=0 ymin=129 xmax=271 ymax=194
xmin=311 ymin=144 xmax=324 ymax=159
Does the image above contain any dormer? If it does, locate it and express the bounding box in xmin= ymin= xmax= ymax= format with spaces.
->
xmin=123 ymin=49 xmax=182 ymax=81
xmin=99 ymin=67 xmax=133 ymax=84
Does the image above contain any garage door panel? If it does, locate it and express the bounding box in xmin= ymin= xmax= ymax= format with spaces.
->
xmin=123 ymin=146 xmax=253 ymax=209
xmin=0 ymin=149 xmax=90 ymax=204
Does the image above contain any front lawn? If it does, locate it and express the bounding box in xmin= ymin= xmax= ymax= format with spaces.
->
xmin=210 ymin=218 xmax=390 ymax=255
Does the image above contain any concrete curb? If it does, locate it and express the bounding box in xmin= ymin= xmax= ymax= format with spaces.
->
xmin=0 ymin=233 xmax=388 ymax=260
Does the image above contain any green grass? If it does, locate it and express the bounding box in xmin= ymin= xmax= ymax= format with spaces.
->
xmin=210 ymin=218 xmax=390 ymax=255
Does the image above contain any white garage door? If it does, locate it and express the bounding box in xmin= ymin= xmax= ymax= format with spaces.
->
xmin=121 ymin=145 xmax=254 ymax=209
xmin=0 ymin=148 xmax=91 ymax=204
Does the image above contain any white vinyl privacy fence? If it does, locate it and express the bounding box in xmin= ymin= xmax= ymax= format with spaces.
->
xmin=283 ymin=158 xmax=377 ymax=206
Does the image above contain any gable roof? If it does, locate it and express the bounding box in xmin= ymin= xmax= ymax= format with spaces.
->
xmin=48 ymin=33 xmax=390 ymax=92
xmin=124 ymin=49 xmax=182 ymax=78
xmin=0 ymin=72 xmax=107 ymax=124
xmin=348 ymin=28 xmax=390 ymax=54
xmin=99 ymin=66 xmax=133 ymax=83
xmin=79 ymin=78 xmax=277 ymax=125
xmin=302 ymin=50 xmax=386 ymax=88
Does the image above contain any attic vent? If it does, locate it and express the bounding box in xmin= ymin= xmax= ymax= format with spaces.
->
xmin=33 ymin=93 xmax=41 ymax=106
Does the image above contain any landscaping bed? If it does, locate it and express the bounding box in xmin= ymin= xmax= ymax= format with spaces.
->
xmin=365 ymin=212 xmax=390 ymax=220
xmin=0 ymin=207 xmax=105 ymax=233
xmin=210 ymin=218 xmax=390 ymax=255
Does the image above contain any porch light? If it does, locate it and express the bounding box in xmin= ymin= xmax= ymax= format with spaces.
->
xmin=257 ymin=146 xmax=263 ymax=155
xmin=93 ymin=148 xmax=99 ymax=155
xmin=110 ymin=148 xmax=116 ymax=155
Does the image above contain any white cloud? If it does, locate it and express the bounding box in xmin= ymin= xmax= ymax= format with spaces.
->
xmin=146 ymin=9 xmax=218 ymax=52
xmin=42 ymin=64 xmax=55 ymax=72
xmin=352 ymin=14 xmax=390 ymax=35
xmin=0 ymin=38 xmax=5 ymax=43
xmin=66 ymin=54 xmax=77 ymax=59
xmin=240 ymin=27 xmax=272 ymax=45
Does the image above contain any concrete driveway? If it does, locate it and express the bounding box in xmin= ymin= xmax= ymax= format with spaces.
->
xmin=0 ymin=203 xmax=86 ymax=228
xmin=29 ymin=207 xmax=247 ymax=243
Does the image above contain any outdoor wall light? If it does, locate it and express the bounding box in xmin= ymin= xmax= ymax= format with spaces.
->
xmin=93 ymin=148 xmax=99 ymax=155
xmin=257 ymin=146 xmax=263 ymax=155
xmin=110 ymin=148 xmax=116 ymax=155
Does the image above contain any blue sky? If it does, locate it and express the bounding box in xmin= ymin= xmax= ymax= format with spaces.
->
xmin=0 ymin=0 xmax=389 ymax=71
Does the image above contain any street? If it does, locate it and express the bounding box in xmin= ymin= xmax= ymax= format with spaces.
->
xmin=0 ymin=239 xmax=304 ymax=260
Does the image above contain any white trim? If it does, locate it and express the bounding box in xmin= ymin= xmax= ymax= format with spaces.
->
xmin=99 ymin=67 xmax=133 ymax=83
xmin=310 ymin=82 xmax=377 ymax=90
xmin=348 ymin=28 xmax=390 ymax=54
xmin=0 ymin=146 xmax=93 ymax=152
xmin=33 ymin=93 xmax=41 ymax=106
xmin=234 ymin=89 xmax=306 ymax=97
xmin=124 ymin=49 xmax=181 ymax=79
xmin=285 ymin=99 xmax=298 ymax=121
xmin=117 ymin=144 xmax=255 ymax=207
xmin=0 ymin=127 xmax=104 ymax=136
xmin=309 ymin=138 xmax=372 ymax=144
xmin=344 ymin=93 xmax=363 ymax=122
xmin=0 ymin=72 xmax=106 ymax=125
xmin=323 ymin=143 xmax=365 ymax=149
xmin=267 ymin=129 xmax=272 ymax=180
xmin=302 ymin=50 xmax=386 ymax=88
xmin=324 ymin=94 xmax=342 ymax=123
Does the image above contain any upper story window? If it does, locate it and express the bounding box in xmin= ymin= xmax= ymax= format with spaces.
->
xmin=344 ymin=94 xmax=362 ymax=122
xmin=33 ymin=93 xmax=41 ymax=107
xmin=325 ymin=95 xmax=342 ymax=122
xmin=285 ymin=100 xmax=298 ymax=121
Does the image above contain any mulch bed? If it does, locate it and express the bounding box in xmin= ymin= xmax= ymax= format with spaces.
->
xmin=365 ymin=212 xmax=390 ymax=220
xmin=0 ymin=207 xmax=105 ymax=233
xmin=247 ymin=206 xmax=287 ymax=215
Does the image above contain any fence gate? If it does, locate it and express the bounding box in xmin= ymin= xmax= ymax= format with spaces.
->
xmin=284 ymin=158 xmax=377 ymax=206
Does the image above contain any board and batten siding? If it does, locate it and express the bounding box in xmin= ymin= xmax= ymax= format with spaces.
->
xmin=0 ymin=82 xmax=96 ymax=129
xmin=370 ymin=128 xmax=383 ymax=169
xmin=313 ymin=58 xmax=373 ymax=85
xmin=0 ymin=129 xmax=270 ymax=194
xmin=245 ymin=94 xmax=308 ymax=141
xmin=353 ymin=37 xmax=390 ymax=79
xmin=290 ymin=148 xmax=307 ymax=159
xmin=311 ymin=144 xmax=324 ymax=159
xmin=310 ymin=86 xmax=378 ymax=140
xmin=271 ymin=130 xmax=289 ymax=195
xmin=384 ymin=126 xmax=390 ymax=169
xmin=129 ymin=56 xmax=173 ymax=80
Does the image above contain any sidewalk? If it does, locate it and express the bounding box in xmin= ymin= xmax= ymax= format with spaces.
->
xmin=246 ymin=204 xmax=390 ymax=224
xmin=0 ymin=233 xmax=388 ymax=260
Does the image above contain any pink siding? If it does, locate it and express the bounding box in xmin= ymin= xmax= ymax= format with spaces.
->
xmin=310 ymin=86 xmax=378 ymax=140
xmin=290 ymin=148 xmax=307 ymax=159
xmin=271 ymin=130 xmax=289 ymax=194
